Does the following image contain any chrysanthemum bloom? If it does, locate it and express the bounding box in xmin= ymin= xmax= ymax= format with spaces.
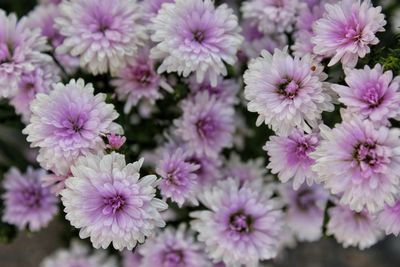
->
xmin=265 ymin=130 xmax=319 ymax=189
xmin=187 ymin=152 xmax=222 ymax=189
xmin=376 ymin=199 xmax=400 ymax=236
xmin=188 ymin=76 xmax=239 ymax=105
xmin=280 ymin=184 xmax=328 ymax=242
xmin=111 ymin=47 xmax=172 ymax=114
xmin=223 ymin=154 xmax=266 ymax=184
xmin=175 ymin=92 xmax=235 ymax=158
xmin=327 ymin=205 xmax=383 ymax=249
xmin=10 ymin=62 xmax=61 ymax=123
xmin=312 ymin=0 xmax=386 ymax=67
xmin=139 ymin=224 xmax=211 ymax=267
xmin=40 ymin=240 xmax=117 ymax=267
xmin=244 ymin=48 xmax=334 ymax=135
xmin=106 ymin=133 xmax=126 ymax=150
xmin=55 ymin=0 xmax=147 ymax=75
xmin=61 ymin=152 xmax=168 ymax=250
xmin=332 ymin=64 xmax=400 ymax=125
xmin=241 ymin=0 xmax=300 ymax=34
xmin=191 ymin=179 xmax=284 ymax=266
xmin=2 ymin=167 xmax=58 ymax=231
xmin=0 ymin=10 xmax=50 ymax=98
xmin=156 ymin=147 xmax=200 ymax=207
xmin=311 ymin=120 xmax=400 ymax=213
xmin=23 ymin=78 xmax=122 ymax=176
xmin=151 ymin=0 xmax=243 ymax=86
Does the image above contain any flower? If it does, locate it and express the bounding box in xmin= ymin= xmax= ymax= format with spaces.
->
xmin=138 ymin=224 xmax=211 ymax=267
xmin=40 ymin=240 xmax=117 ymax=267
xmin=150 ymin=0 xmax=243 ymax=86
xmin=191 ymin=179 xmax=284 ymax=266
xmin=23 ymin=78 xmax=122 ymax=176
xmin=111 ymin=47 xmax=172 ymax=114
xmin=327 ymin=204 xmax=383 ymax=249
xmin=241 ymin=0 xmax=300 ymax=34
xmin=61 ymin=152 xmax=167 ymax=250
xmin=2 ymin=167 xmax=58 ymax=231
xmin=10 ymin=61 xmax=61 ymax=123
xmin=264 ymin=130 xmax=319 ymax=189
xmin=376 ymin=199 xmax=400 ymax=236
xmin=332 ymin=64 xmax=400 ymax=125
xmin=223 ymin=153 xmax=266 ymax=184
xmin=156 ymin=147 xmax=200 ymax=206
xmin=311 ymin=120 xmax=400 ymax=213
xmin=243 ymin=48 xmax=334 ymax=135
xmin=106 ymin=134 xmax=126 ymax=150
xmin=174 ymin=92 xmax=235 ymax=158
xmin=280 ymin=184 xmax=328 ymax=242
xmin=312 ymin=0 xmax=386 ymax=67
xmin=0 ymin=10 xmax=50 ymax=98
xmin=55 ymin=0 xmax=147 ymax=75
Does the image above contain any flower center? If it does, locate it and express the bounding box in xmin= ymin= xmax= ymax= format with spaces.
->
xmin=166 ymin=168 xmax=186 ymax=186
xmin=353 ymin=141 xmax=382 ymax=168
xmin=344 ymin=14 xmax=363 ymax=44
xmin=196 ymin=116 xmax=217 ymax=139
xmin=104 ymin=194 xmax=126 ymax=214
xmin=277 ymin=78 xmax=299 ymax=99
xmin=132 ymin=66 xmax=153 ymax=86
xmin=163 ymin=249 xmax=184 ymax=266
xmin=22 ymin=187 xmax=42 ymax=208
xmin=362 ymin=82 xmax=383 ymax=108
xmin=296 ymin=188 xmax=315 ymax=210
xmin=193 ymin=30 xmax=206 ymax=43
xmin=229 ymin=211 xmax=252 ymax=233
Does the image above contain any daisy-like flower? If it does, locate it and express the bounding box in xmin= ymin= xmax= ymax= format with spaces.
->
xmin=327 ymin=205 xmax=383 ymax=249
xmin=111 ymin=47 xmax=172 ymax=114
xmin=150 ymin=0 xmax=243 ymax=86
xmin=311 ymin=120 xmax=400 ymax=213
xmin=10 ymin=62 xmax=61 ymax=123
xmin=0 ymin=10 xmax=50 ymax=98
xmin=312 ymin=0 xmax=386 ymax=67
xmin=55 ymin=0 xmax=147 ymax=75
xmin=156 ymin=147 xmax=200 ymax=207
xmin=191 ymin=178 xmax=284 ymax=266
xmin=280 ymin=184 xmax=328 ymax=242
xmin=2 ymin=167 xmax=58 ymax=231
xmin=223 ymin=153 xmax=266 ymax=184
xmin=244 ymin=48 xmax=334 ymax=135
xmin=332 ymin=64 xmax=400 ymax=125
xmin=265 ymin=130 xmax=319 ymax=189
xmin=241 ymin=0 xmax=300 ymax=34
xmin=376 ymin=199 xmax=400 ymax=236
xmin=61 ymin=152 xmax=168 ymax=250
xmin=40 ymin=240 xmax=117 ymax=267
xmin=23 ymin=78 xmax=122 ymax=176
xmin=174 ymin=92 xmax=235 ymax=158
xmin=139 ymin=224 xmax=211 ymax=267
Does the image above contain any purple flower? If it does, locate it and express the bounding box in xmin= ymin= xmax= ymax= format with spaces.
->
xmin=190 ymin=179 xmax=284 ymax=266
xmin=61 ymin=152 xmax=167 ymax=250
xmin=2 ymin=167 xmax=58 ymax=231
xmin=223 ymin=153 xmax=266 ymax=184
xmin=244 ymin=48 xmax=334 ymax=135
xmin=265 ymin=130 xmax=319 ymax=189
xmin=311 ymin=120 xmax=400 ymax=213
xmin=150 ymin=0 xmax=243 ymax=86
xmin=332 ymin=64 xmax=400 ymax=125
xmin=106 ymin=133 xmax=127 ymax=150
xmin=312 ymin=0 xmax=386 ymax=67
xmin=40 ymin=240 xmax=117 ymax=267
xmin=327 ymin=204 xmax=383 ymax=249
xmin=111 ymin=47 xmax=172 ymax=114
xmin=138 ymin=224 xmax=211 ymax=267
xmin=55 ymin=0 xmax=147 ymax=75
xmin=174 ymin=92 xmax=235 ymax=158
xmin=23 ymin=79 xmax=122 ymax=176
xmin=156 ymin=147 xmax=200 ymax=207
xmin=0 ymin=10 xmax=50 ymax=98
xmin=280 ymin=184 xmax=328 ymax=242
xmin=376 ymin=199 xmax=400 ymax=236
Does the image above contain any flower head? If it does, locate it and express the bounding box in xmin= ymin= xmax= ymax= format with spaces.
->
xmin=244 ymin=48 xmax=334 ymax=135
xmin=311 ymin=120 xmax=400 ymax=213
xmin=332 ymin=64 xmax=400 ymax=125
xmin=2 ymin=167 xmax=58 ymax=231
xmin=61 ymin=152 xmax=167 ymax=250
xmin=55 ymin=0 xmax=147 ymax=75
xmin=191 ymin=179 xmax=284 ymax=266
xmin=106 ymin=134 xmax=126 ymax=150
xmin=23 ymin=78 xmax=121 ymax=176
xmin=376 ymin=199 xmax=400 ymax=236
xmin=151 ymin=0 xmax=243 ymax=86
xmin=312 ymin=0 xmax=386 ymax=67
